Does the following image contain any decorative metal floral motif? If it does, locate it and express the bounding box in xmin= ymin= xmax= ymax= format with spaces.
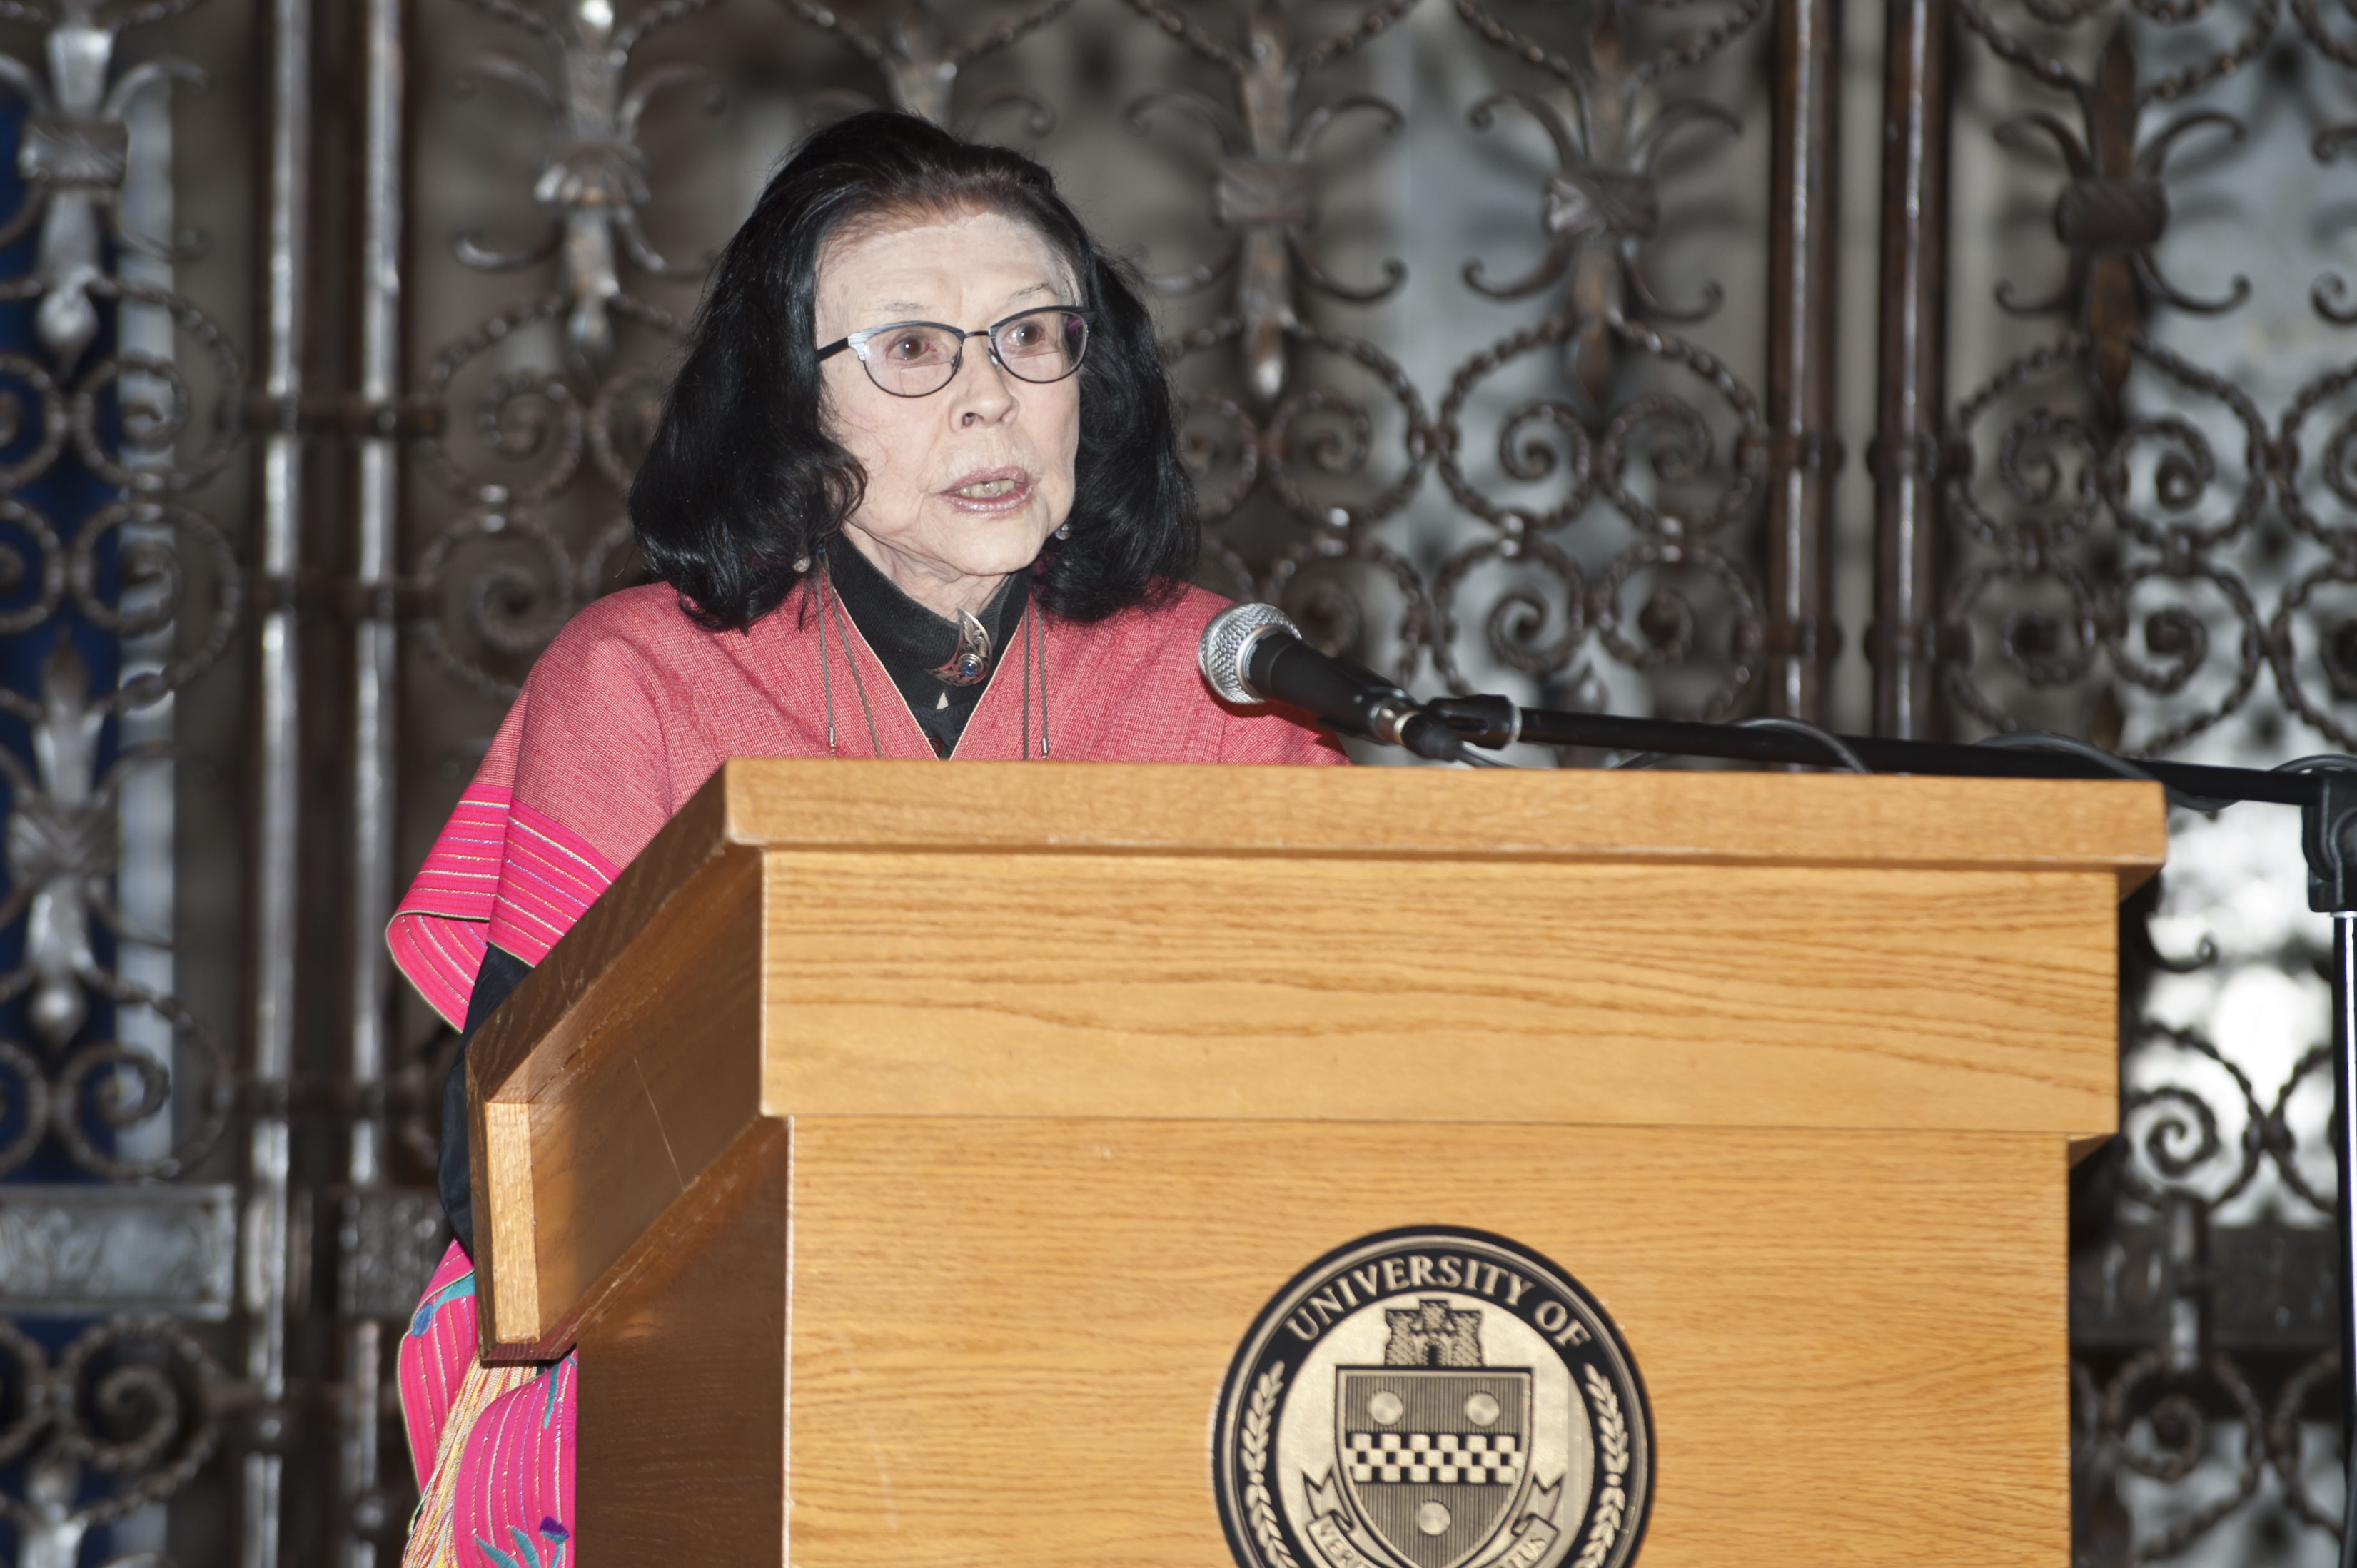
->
xmin=1121 ymin=0 xmax=1436 ymax=667
xmin=1939 ymin=0 xmax=2280 ymax=752
xmin=1455 ymin=0 xmax=1756 ymax=403
xmin=784 ymin=0 xmax=1076 ymax=132
xmin=0 ymin=0 xmax=206 ymax=370
xmin=1126 ymin=0 xmax=1417 ymax=403
xmin=0 ymin=640 xmax=231 ymax=1185
xmin=409 ymin=0 xmax=732 ymax=699
xmin=1981 ymin=25 xmax=2251 ymax=403
xmin=1427 ymin=0 xmax=1767 ymax=711
xmin=448 ymin=0 xmax=725 ymax=370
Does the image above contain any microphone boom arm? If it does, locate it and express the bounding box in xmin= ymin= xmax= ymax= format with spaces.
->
xmin=1427 ymin=695 xmax=2318 ymax=808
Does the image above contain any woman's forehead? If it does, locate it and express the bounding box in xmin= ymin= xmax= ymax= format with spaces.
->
xmin=817 ymin=208 xmax=1072 ymax=321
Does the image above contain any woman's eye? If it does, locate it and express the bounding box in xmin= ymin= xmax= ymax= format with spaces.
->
xmin=1006 ymin=323 xmax=1043 ymax=348
xmin=886 ymin=335 xmax=933 ymax=361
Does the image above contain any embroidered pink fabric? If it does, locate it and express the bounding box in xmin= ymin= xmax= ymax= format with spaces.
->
xmin=398 ymin=1240 xmax=575 ymax=1568
xmin=390 ymin=579 xmax=1343 ymax=1562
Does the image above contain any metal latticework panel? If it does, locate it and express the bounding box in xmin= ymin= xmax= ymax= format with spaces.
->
xmin=0 ymin=0 xmax=2346 ymax=1562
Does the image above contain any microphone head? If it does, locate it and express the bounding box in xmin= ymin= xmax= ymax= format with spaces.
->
xmin=1198 ymin=602 xmax=1299 ymax=704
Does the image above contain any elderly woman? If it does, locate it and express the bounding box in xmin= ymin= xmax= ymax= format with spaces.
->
xmin=385 ymin=113 xmax=1341 ymax=1567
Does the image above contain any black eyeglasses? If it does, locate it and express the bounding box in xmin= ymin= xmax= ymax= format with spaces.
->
xmin=816 ymin=306 xmax=1092 ymax=398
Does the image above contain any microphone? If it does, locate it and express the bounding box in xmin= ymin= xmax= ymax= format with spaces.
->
xmin=1198 ymin=603 xmax=1468 ymax=762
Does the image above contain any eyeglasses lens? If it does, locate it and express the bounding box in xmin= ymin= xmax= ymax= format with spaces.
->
xmin=992 ymin=310 xmax=1088 ymax=383
xmin=867 ymin=326 xmax=962 ymax=396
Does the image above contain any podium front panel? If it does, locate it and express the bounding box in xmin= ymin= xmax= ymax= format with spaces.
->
xmin=485 ymin=764 xmax=2161 ymax=1567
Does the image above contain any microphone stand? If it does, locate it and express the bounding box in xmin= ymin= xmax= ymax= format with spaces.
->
xmin=1424 ymin=695 xmax=2357 ymax=1554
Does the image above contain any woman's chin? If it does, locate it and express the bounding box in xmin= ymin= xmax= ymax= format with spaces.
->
xmin=921 ymin=509 xmax=1063 ymax=575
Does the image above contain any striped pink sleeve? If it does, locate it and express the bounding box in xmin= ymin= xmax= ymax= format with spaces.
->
xmin=386 ymin=787 xmax=509 ymax=1030
xmin=485 ymin=803 xmax=624 ymax=966
xmin=388 ymin=694 xmax=532 ymax=1029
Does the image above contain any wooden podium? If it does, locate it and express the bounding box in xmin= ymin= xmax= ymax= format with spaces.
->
xmin=466 ymin=759 xmax=2163 ymax=1568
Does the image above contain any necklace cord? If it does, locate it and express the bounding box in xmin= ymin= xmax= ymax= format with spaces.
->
xmin=816 ymin=566 xmax=834 ymax=754
xmin=819 ymin=553 xmax=884 ymax=758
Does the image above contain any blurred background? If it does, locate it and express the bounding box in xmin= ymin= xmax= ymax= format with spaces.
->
xmin=0 ymin=0 xmax=2346 ymax=1562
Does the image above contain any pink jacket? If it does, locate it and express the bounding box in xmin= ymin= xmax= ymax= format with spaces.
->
xmin=388 ymin=577 xmax=1344 ymax=1025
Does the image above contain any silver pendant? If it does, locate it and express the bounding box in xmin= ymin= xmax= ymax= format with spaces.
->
xmin=930 ymin=607 xmax=992 ymax=687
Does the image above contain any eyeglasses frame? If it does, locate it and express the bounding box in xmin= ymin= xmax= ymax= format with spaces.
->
xmin=814 ymin=305 xmax=1094 ymax=398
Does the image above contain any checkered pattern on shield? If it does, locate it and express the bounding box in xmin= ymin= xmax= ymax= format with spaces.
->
xmin=1335 ymin=1369 xmax=1534 ymax=1568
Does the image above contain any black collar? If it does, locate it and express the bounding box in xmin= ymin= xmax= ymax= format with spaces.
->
xmin=823 ymin=539 xmax=1029 ymax=754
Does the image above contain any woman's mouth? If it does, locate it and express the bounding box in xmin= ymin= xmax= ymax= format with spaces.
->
xmin=941 ymin=470 xmax=1034 ymax=512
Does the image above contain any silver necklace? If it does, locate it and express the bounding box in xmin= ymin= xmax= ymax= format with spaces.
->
xmin=932 ymin=607 xmax=993 ymax=686
xmin=815 ymin=550 xmax=1049 ymax=760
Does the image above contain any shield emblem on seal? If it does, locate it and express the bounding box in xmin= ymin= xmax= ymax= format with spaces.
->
xmin=1336 ymin=1367 xmax=1534 ymax=1568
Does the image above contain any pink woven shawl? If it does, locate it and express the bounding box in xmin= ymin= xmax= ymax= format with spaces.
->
xmin=387 ymin=575 xmax=1343 ymax=1028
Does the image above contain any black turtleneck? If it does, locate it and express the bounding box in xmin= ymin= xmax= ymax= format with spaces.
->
xmin=823 ymin=539 xmax=1030 ymax=756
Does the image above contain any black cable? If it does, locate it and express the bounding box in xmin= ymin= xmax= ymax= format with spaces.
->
xmin=1738 ymin=717 xmax=1870 ymax=774
xmin=1973 ymin=732 xmax=2237 ymax=812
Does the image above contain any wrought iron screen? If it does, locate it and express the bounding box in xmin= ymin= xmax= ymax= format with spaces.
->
xmin=0 ymin=0 xmax=2346 ymax=1563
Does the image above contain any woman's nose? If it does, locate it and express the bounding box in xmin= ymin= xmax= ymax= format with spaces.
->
xmin=950 ymin=350 xmax=1019 ymax=425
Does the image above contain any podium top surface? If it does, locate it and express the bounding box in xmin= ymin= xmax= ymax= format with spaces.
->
xmin=686 ymin=758 xmax=2165 ymax=879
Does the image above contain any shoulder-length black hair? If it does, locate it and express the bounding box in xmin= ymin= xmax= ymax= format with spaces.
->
xmin=630 ymin=111 xmax=1196 ymax=631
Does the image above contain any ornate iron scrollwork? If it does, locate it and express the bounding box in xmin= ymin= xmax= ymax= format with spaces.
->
xmin=1932 ymin=0 xmax=2357 ymax=1557
xmin=407 ymin=0 xmax=729 ymax=699
xmin=1122 ymin=0 xmax=1435 ymax=672
xmin=1432 ymin=0 xmax=1767 ymax=713
xmin=0 ymin=1315 xmax=226 ymax=1561
xmin=0 ymin=0 xmax=2339 ymax=1559
xmin=0 ymin=0 xmax=252 ymax=1552
xmin=1943 ymin=0 xmax=2277 ymax=752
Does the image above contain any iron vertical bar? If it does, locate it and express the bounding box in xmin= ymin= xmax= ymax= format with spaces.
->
xmin=1869 ymin=0 xmax=1949 ymax=738
xmin=343 ymin=0 xmax=404 ymax=1562
xmin=1765 ymin=0 xmax=1843 ymax=720
xmin=350 ymin=0 xmax=400 ymax=1203
xmin=2339 ymin=910 xmax=2357 ymax=1568
xmin=248 ymin=0 xmax=310 ymax=1562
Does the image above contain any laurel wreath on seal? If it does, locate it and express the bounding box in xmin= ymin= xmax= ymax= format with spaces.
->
xmin=1241 ymin=1362 xmax=1303 ymax=1568
xmin=1573 ymin=1365 xmax=1632 ymax=1568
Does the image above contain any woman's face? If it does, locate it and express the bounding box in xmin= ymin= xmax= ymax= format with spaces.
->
xmin=813 ymin=207 xmax=1081 ymax=615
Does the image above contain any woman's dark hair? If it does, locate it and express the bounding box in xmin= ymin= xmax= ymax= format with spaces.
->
xmin=630 ymin=111 xmax=1196 ymax=630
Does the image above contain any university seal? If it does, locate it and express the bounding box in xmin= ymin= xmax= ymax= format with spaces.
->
xmin=1213 ymin=1228 xmax=1652 ymax=1568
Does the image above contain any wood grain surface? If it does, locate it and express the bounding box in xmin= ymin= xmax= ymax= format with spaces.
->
xmin=717 ymin=759 xmax=2166 ymax=884
xmin=475 ymin=843 xmax=762 ymax=1353
xmin=759 ymin=855 xmax=2122 ymax=1138
xmin=473 ymin=778 xmax=744 ymax=1100
xmin=577 ymin=1119 xmax=789 ymax=1562
xmin=784 ymin=1118 xmax=2070 ymax=1568
xmin=458 ymin=762 xmax=2158 ymax=1562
